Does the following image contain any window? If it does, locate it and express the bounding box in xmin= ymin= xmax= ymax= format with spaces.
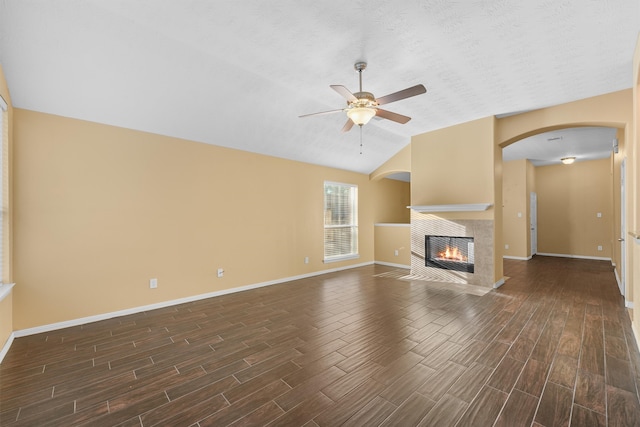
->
xmin=0 ymin=95 xmax=6 ymax=285
xmin=324 ymin=181 xmax=358 ymax=262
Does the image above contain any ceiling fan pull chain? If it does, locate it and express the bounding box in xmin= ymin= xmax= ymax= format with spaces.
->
xmin=359 ymin=125 xmax=363 ymax=154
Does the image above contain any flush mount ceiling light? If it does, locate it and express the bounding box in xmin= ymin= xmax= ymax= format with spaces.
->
xmin=561 ymin=157 xmax=576 ymax=164
xmin=299 ymin=62 xmax=427 ymax=132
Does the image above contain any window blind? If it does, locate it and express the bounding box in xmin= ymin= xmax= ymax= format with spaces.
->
xmin=324 ymin=181 xmax=358 ymax=261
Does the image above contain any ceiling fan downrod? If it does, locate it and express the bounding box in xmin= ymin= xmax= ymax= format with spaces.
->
xmin=354 ymin=61 xmax=367 ymax=93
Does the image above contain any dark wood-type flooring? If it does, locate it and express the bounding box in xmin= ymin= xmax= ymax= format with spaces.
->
xmin=1 ymin=256 xmax=640 ymax=426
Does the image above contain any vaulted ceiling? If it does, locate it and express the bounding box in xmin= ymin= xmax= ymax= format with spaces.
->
xmin=1 ymin=1 xmax=638 ymax=174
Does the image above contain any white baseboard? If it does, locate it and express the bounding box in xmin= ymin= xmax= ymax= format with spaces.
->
xmin=493 ymin=277 xmax=506 ymax=288
xmin=13 ymin=261 xmax=375 ymax=339
xmin=536 ymin=253 xmax=611 ymax=262
xmin=503 ymin=255 xmax=532 ymax=261
xmin=615 ymin=268 xmax=622 ymax=289
xmin=0 ymin=332 xmax=15 ymax=364
xmin=374 ymin=261 xmax=411 ymax=269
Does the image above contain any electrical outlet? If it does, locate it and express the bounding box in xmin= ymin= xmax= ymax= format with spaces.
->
xmin=505 ymin=244 xmax=509 ymax=250
xmin=597 ymin=245 xmax=603 ymax=251
xmin=304 ymin=256 xmax=309 ymax=264
xmin=517 ymin=212 xmax=522 ymax=218
xmin=394 ymin=249 xmax=399 ymax=256
xmin=149 ymin=278 xmax=158 ymax=289
xmin=217 ymin=268 xmax=224 ymax=278
xmin=597 ymin=212 xmax=602 ymax=218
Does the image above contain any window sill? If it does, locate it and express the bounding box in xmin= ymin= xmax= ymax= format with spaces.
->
xmin=323 ymin=254 xmax=360 ymax=264
xmin=408 ymin=203 xmax=493 ymax=212
xmin=0 ymin=283 xmax=15 ymax=303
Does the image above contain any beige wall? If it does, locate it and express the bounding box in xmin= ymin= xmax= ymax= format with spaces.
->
xmin=504 ymin=156 xmax=616 ymax=261
xmin=0 ymin=65 xmax=13 ymax=354
xmin=503 ymin=159 xmax=530 ymax=258
xmin=497 ymin=90 xmax=632 ymax=147
xmin=535 ymin=158 xmax=613 ymax=258
xmin=372 ymin=176 xmax=411 ymax=267
xmin=411 ymin=117 xmax=496 ymax=220
xmin=374 ymin=225 xmax=411 ymax=266
xmin=370 ymin=144 xmax=411 ymax=181
xmin=13 ymin=109 xmax=377 ymax=330
xmin=372 ymin=178 xmax=410 ymax=224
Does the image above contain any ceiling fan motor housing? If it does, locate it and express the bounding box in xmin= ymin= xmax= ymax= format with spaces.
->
xmin=350 ymin=91 xmax=377 ymax=108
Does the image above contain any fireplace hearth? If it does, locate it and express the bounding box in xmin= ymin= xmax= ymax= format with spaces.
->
xmin=425 ymin=235 xmax=474 ymax=273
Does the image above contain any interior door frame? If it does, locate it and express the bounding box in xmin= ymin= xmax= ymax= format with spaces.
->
xmin=530 ymin=191 xmax=537 ymax=256
xmin=620 ymin=158 xmax=626 ymax=299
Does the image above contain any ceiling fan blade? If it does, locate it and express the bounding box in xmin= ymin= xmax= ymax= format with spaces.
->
xmin=376 ymin=84 xmax=426 ymax=106
xmin=341 ymin=119 xmax=355 ymax=132
xmin=299 ymin=108 xmax=344 ymax=118
xmin=376 ymin=108 xmax=411 ymax=124
xmin=331 ymin=85 xmax=358 ymax=102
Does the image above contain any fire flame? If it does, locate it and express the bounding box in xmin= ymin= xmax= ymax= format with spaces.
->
xmin=438 ymin=246 xmax=467 ymax=262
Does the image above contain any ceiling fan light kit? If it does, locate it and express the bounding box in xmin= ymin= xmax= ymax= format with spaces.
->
xmin=347 ymin=106 xmax=376 ymax=125
xmin=300 ymin=61 xmax=427 ymax=132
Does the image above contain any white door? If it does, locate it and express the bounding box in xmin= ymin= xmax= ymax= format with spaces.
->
xmin=530 ymin=192 xmax=538 ymax=256
xmin=619 ymin=159 xmax=626 ymax=297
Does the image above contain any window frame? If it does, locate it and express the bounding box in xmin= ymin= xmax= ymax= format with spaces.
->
xmin=0 ymin=95 xmax=6 ymax=285
xmin=323 ymin=181 xmax=359 ymax=263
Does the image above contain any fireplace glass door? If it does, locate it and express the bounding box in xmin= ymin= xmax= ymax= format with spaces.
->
xmin=425 ymin=235 xmax=474 ymax=273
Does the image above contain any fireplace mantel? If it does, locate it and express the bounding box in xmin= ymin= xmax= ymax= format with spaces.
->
xmin=408 ymin=203 xmax=493 ymax=213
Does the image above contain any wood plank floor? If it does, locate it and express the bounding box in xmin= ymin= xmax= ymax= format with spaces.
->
xmin=1 ymin=256 xmax=640 ymax=426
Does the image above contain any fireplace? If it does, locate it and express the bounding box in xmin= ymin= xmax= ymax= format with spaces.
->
xmin=425 ymin=235 xmax=474 ymax=273
xmin=411 ymin=214 xmax=492 ymax=287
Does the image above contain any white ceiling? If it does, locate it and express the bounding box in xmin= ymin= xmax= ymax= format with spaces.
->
xmin=0 ymin=1 xmax=638 ymax=174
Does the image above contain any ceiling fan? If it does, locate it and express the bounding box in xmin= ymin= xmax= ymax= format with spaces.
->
xmin=300 ymin=62 xmax=427 ymax=132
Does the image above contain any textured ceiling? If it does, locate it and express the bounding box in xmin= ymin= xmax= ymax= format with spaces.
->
xmin=0 ymin=1 xmax=638 ymax=174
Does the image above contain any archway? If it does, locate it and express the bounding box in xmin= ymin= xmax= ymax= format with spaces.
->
xmin=497 ymin=104 xmax=628 ymax=303
xmin=502 ymin=125 xmax=620 ymax=260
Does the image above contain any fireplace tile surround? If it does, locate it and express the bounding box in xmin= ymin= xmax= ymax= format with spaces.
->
xmin=411 ymin=211 xmax=494 ymax=288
